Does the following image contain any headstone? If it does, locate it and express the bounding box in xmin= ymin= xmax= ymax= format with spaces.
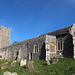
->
xmin=27 ymin=61 xmax=34 ymax=72
xmin=11 ymin=72 xmax=18 ymax=75
xmin=0 ymin=63 xmax=6 ymax=69
xmin=11 ymin=62 xmax=16 ymax=67
xmin=47 ymin=60 xmax=50 ymax=65
xmin=3 ymin=71 xmax=11 ymax=75
xmin=5 ymin=62 xmax=8 ymax=65
xmin=20 ymin=59 xmax=26 ymax=66
xmin=47 ymin=56 xmax=50 ymax=65
xmin=52 ymin=59 xmax=59 ymax=64
xmin=3 ymin=72 xmax=18 ymax=75
xmin=13 ymin=60 xmax=17 ymax=63
xmin=57 ymin=59 xmax=59 ymax=62
xmin=1 ymin=59 xmax=3 ymax=61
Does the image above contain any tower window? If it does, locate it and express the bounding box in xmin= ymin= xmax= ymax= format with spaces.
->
xmin=34 ymin=44 xmax=38 ymax=53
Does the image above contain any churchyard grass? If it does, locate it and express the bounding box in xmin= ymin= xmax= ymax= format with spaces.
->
xmin=0 ymin=58 xmax=75 ymax=75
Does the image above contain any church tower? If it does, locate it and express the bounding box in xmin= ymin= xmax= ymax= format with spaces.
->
xmin=0 ymin=24 xmax=10 ymax=48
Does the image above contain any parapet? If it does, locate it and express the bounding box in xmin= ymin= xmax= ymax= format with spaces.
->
xmin=0 ymin=24 xmax=10 ymax=31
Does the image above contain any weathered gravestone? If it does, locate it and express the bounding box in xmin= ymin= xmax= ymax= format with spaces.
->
xmin=5 ymin=62 xmax=8 ymax=65
xmin=11 ymin=72 xmax=18 ymax=75
xmin=52 ymin=59 xmax=59 ymax=64
xmin=47 ymin=56 xmax=50 ymax=65
xmin=0 ymin=59 xmax=3 ymax=61
xmin=27 ymin=61 xmax=34 ymax=72
xmin=12 ymin=60 xmax=16 ymax=63
xmin=0 ymin=63 xmax=6 ymax=69
xmin=20 ymin=59 xmax=26 ymax=66
xmin=47 ymin=60 xmax=50 ymax=65
xmin=11 ymin=61 xmax=16 ymax=67
xmin=3 ymin=71 xmax=18 ymax=75
xmin=3 ymin=71 xmax=11 ymax=75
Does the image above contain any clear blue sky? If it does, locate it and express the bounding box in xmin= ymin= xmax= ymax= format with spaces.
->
xmin=0 ymin=0 xmax=75 ymax=44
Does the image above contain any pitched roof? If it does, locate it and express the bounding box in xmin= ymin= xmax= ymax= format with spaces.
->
xmin=46 ymin=25 xmax=72 ymax=36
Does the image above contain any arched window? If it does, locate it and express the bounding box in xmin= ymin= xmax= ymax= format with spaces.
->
xmin=34 ymin=44 xmax=38 ymax=53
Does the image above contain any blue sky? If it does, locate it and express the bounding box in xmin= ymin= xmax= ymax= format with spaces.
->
xmin=0 ymin=0 xmax=75 ymax=44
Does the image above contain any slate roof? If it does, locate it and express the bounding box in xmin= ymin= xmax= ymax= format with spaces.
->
xmin=46 ymin=25 xmax=72 ymax=36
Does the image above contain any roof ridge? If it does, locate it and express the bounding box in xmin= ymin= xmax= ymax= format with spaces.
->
xmin=46 ymin=25 xmax=72 ymax=34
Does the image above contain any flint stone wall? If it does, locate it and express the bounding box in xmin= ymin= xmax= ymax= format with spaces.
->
xmin=0 ymin=33 xmax=74 ymax=60
xmin=0 ymin=34 xmax=46 ymax=60
xmin=56 ymin=33 xmax=73 ymax=58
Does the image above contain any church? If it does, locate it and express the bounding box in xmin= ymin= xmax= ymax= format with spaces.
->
xmin=0 ymin=22 xmax=75 ymax=61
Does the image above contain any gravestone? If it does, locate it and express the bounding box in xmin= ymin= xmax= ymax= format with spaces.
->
xmin=0 ymin=63 xmax=6 ymax=69
xmin=11 ymin=62 xmax=16 ymax=67
xmin=27 ymin=61 xmax=34 ymax=72
xmin=5 ymin=62 xmax=8 ymax=65
xmin=12 ymin=60 xmax=17 ymax=63
xmin=11 ymin=72 xmax=18 ymax=75
xmin=1 ymin=59 xmax=3 ymax=61
xmin=52 ymin=59 xmax=59 ymax=64
xmin=47 ymin=60 xmax=50 ymax=65
xmin=47 ymin=56 xmax=50 ymax=65
xmin=20 ymin=59 xmax=26 ymax=66
xmin=3 ymin=71 xmax=11 ymax=75
xmin=3 ymin=71 xmax=18 ymax=75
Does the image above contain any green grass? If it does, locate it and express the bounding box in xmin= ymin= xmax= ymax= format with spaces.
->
xmin=0 ymin=58 xmax=75 ymax=75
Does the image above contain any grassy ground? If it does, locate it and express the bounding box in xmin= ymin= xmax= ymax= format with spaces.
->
xmin=0 ymin=58 xmax=75 ymax=75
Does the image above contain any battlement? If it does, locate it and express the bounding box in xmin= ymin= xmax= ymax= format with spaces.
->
xmin=0 ymin=24 xmax=10 ymax=31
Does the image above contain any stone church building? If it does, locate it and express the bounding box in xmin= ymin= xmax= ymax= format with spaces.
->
xmin=0 ymin=22 xmax=75 ymax=60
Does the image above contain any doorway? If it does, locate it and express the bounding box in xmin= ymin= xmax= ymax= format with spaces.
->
xmin=15 ymin=51 xmax=19 ymax=60
xmin=29 ymin=53 xmax=32 ymax=60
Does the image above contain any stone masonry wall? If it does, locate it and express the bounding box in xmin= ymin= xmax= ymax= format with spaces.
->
xmin=0 ymin=33 xmax=74 ymax=60
xmin=0 ymin=34 xmax=46 ymax=60
xmin=26 ymin=34 xmax=46 ymax=60
xmin=63 ymin=34 xmax=73 ymax=58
